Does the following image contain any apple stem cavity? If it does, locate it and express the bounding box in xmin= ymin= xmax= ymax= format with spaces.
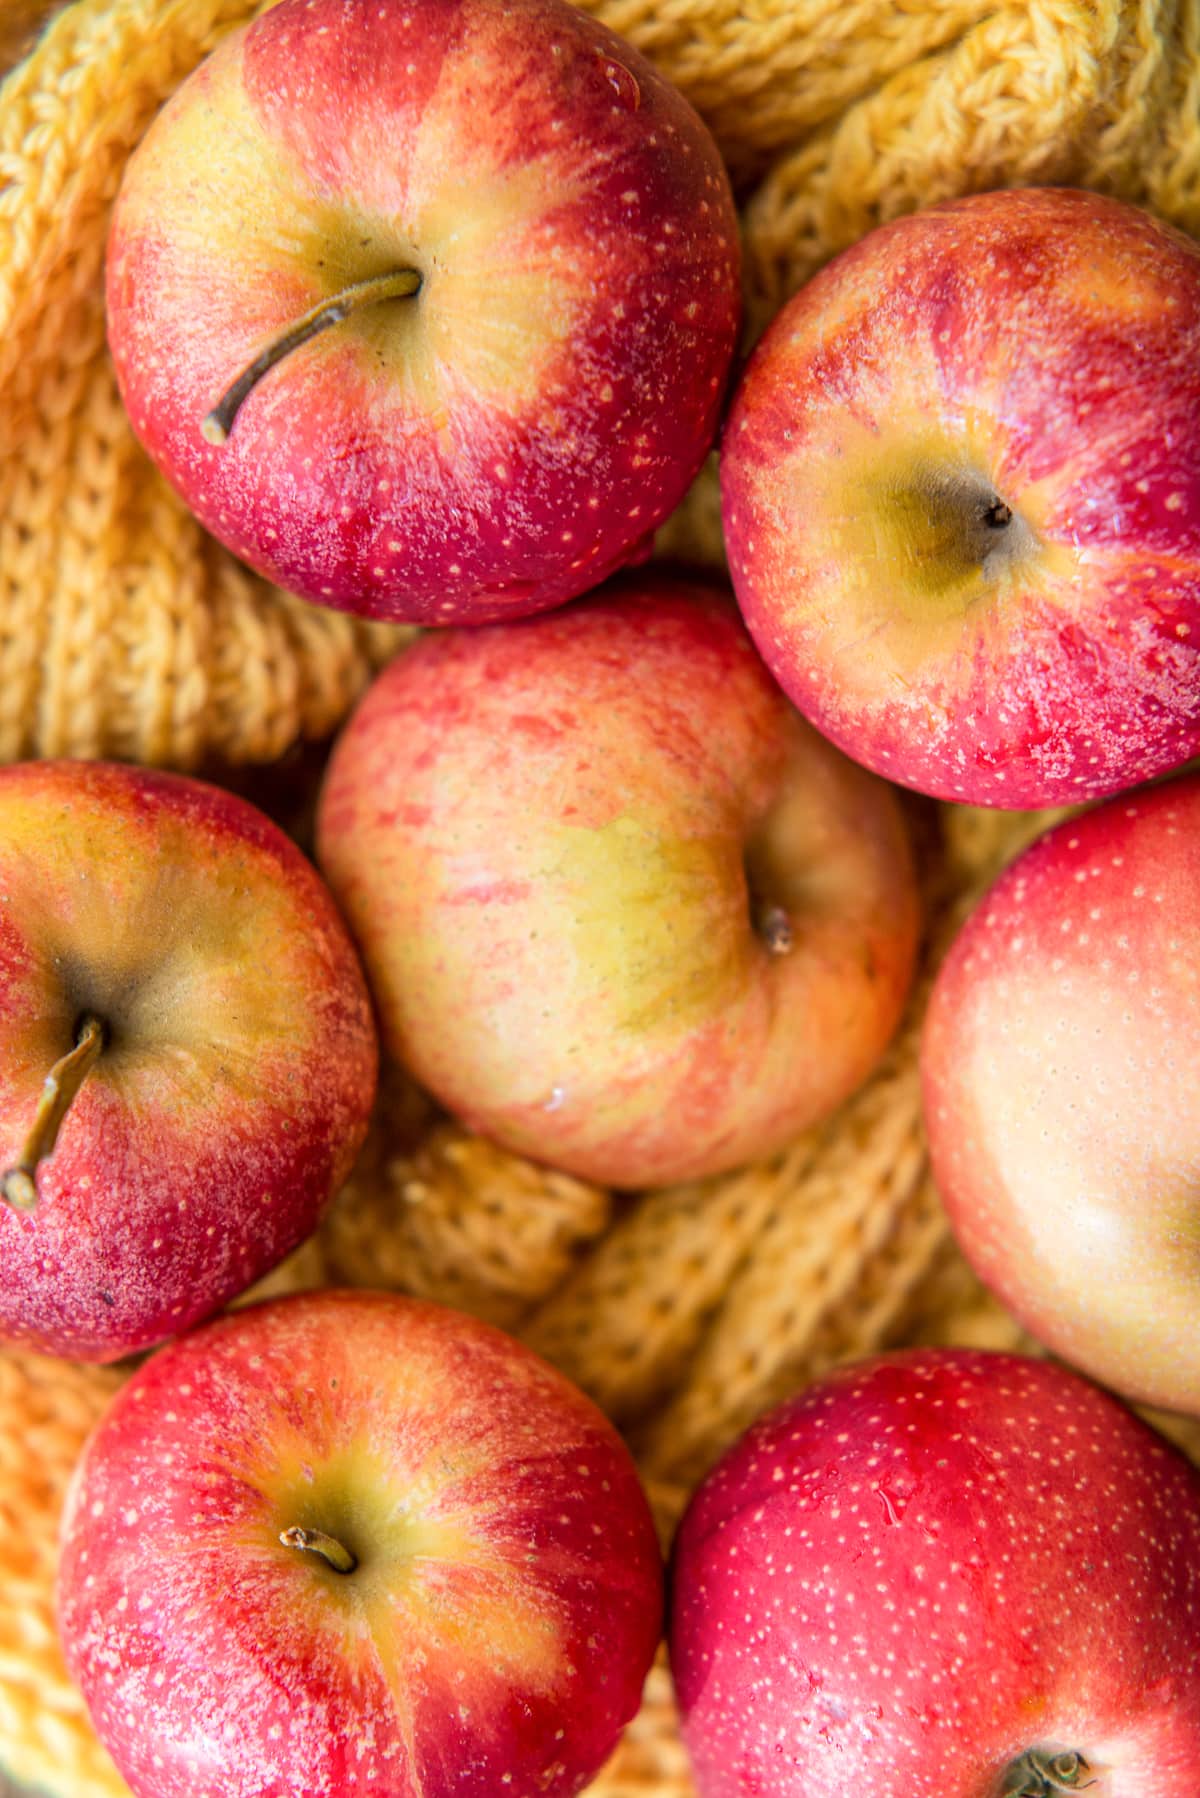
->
xmin=279 ymin=1525 xmax=358 ymax=1575
xmin=873 ymin=464 xmax=1037 ymax=593
xmin=1 ymin=1012 xmax=106 ymax=1212
xmin=201 ymin=268 xmax=423 ymax=446
xmin=1000 ymin=1748 xmax=1096 ymax=1796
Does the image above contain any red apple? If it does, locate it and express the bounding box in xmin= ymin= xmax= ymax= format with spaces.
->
xmin=315 ymin=572 xmax=921 ymax=1188
xmin=670 ymin=1348 xmax=1200 ymax=1798
xmin=922 ymin=772 xmax=1200 ymax=1414
xmin=721 ymin=187 xmax=1200 ymax=808
xmin=0 ymin=761 xmax=377 ymax=1363
xmin=57 ymin=1289 xmax=663 ymax=1798
xmin=106 ymin=0 xmax=741 ymax=627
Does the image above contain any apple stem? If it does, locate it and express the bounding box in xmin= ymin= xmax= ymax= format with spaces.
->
xmin=201 ymin=267 xmax=423 ymax=446
xmin=279 ymin=1525 xmax=358 ymax=1575
xmin=984 ymin=500 xmax=1014 ymax=530
xmin=754 ymin=902 xmax=794 ymax=956
xmin=1 ymin=1013 xmax=106 ymax=1212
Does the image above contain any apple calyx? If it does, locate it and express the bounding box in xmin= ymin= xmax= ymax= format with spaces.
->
xmin=201 ymin=267 xmax=423 ymax=446
xmin=878 ymin=462 xmax=1038 ymax=596
xmin=999 ymin=1748 xmax=1095 ymax=1797
xmin=278 ymin=1525 xmax=358 ymax=1575
xmin=1 ymin=1013 xmax=106 ymax=1212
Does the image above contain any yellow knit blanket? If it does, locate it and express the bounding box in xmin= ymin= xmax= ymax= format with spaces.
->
xmin=2 ymin=1 xmax=1200 ymax=1793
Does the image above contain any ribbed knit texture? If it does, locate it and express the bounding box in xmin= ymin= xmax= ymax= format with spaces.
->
xmin=3 ymin=2 xmax=1200 ymax=1792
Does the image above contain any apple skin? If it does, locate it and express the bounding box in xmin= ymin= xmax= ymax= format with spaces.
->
xmin=57 ymin=1289 xmax=664 ymax=1798
xmin=106 ymin=0 xmax=741 ymax=627
xmin=922 ymin=772 xmax=1200 ymax=1414
xmin=315 ymin=572 xmax=921 ymax=1188
xmin=669 ymin=1348 xmax=1200 ymax=1798
xmin=0 ymin=761 xmax=377 ymax=1363
xmin=721 ymin=187 xmax=1200 ymax=808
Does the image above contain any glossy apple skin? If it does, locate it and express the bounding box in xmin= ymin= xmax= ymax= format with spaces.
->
xmin=57 ymin=1289 xmax=664 ymax=1798
xmin=670 ymin=1348 xmax=1200 ymax=1798
xmin=315 ymin=573 xmax=920 ymax=1188
xmin=722 ymin=187 xmax=1200 ymax=807
xmin=922 ymin=773 xmax=1200 ymax=1413
xmin=0 ymin=762 xmax=377 ymax=1363
xmin=106 ymin=0 xmax=741 ymax=626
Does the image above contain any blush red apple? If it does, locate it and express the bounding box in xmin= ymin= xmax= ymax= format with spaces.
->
xmin=922 ymin=772 xmax=1200 ymax=1414
xmin=106 ymin=0 xmax=741 ymax=626
xmin=722 ymin=187 xmax=1200 ymax=808
xmin=57 ymin=1289 xmax=663 ymax=1798
xmin=0 ymin=760 xmax=377 ymax=1362
xmin=670 ymin=1348 xmax=1200 ymax=1797
xmin=315 ymin=572 xmax=921 ymax=1188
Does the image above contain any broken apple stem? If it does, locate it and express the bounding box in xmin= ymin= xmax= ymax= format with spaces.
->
xmin=754 ymin=902 xmax=794 ymax=957
xmin=2 ymin=1013 xmax=106 ymax=1211
xmin=279 ymin=1525 xmax=358 ymax=1575
xmin=201 ymin=266 xmax=423 ymax=446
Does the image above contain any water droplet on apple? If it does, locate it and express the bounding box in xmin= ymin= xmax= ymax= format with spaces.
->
xmin=596 ymin=53 xmax=640 ymax=110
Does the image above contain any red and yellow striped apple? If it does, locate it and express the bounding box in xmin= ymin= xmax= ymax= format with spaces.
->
xmin=57 ymin=1290 xmax=664 ymax=1798
xmin=316 ymin=573 xmax=921 ymax=1188
xmin=0 ymin=761 xmax=377 ymax=1363
xmin=670 ymin=1349 xmax=1200 ymax=1797
xmin=722 ymin=188 xmax=1200 ymax=808
xmin=106 ymin=0 xmax=741 ymax=625
xmin=922 ymin=772 xmax=1200 ymax=1414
